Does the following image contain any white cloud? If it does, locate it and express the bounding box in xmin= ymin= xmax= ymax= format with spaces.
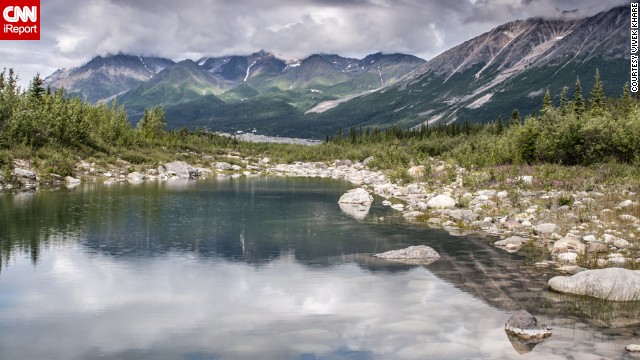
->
xmin=0 ymin=0 xmax=628 ymax=87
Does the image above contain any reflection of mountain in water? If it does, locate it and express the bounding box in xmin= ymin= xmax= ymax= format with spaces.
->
xmin=1 ymin=178 xmax=629 ymax=329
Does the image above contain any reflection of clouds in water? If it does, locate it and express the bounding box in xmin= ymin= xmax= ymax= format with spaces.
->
xmin=0 ymin=250 xmax=556 ymax=359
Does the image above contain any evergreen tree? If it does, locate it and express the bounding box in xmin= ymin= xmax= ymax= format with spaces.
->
xmin=27 ymin=73 xmax=45 ymax=99
xmin=510 ymin=109 xmax=521 ymax=125
xmin=572 ymin=77 xmax=585 ymax=118
xmin=542 ymin=88 xmax=553 ymax=112
xmin=589 ymin=69 xmax=605 ymax=115
xmin=495 ymin=116 xmax=504 ymax=135
xmin=622 ymin=82 xmax=633 ymax=117
xmin=559 ymin=86 xmax=569 ymax=116
xmin=136 ymin=106 xmax=167 ymax=140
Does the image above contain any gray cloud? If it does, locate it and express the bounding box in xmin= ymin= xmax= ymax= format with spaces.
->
xmin=0 ymin=0 xmax=629 ymax=87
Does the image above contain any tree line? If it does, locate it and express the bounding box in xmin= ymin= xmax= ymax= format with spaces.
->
xmin=329 ymin=70 xmax=640 ymax=167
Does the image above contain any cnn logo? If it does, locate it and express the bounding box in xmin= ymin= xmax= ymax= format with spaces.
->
xmin=1 ymin=0 xmax=40 ymax=40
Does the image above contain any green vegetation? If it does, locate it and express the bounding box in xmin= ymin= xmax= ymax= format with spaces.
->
xmin=1 ymin=68 xmax=639 ymax=186
xmin=323 ymin=74 xmax=640 ymax=169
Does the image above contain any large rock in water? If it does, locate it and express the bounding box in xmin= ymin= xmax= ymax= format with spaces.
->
xmin=426 ymin=195 xmax=456 ymax=209
xmin=338 ymin=188 xmax=373 ymax=204
xmin=374 ymin=245 xmax=440 ymax=265
xmin=165 ymin=161 xmax=199 ymax=179
xmin=504 ymin=310 xmax=552 ymax=340
xmin=504 ymin=310 xmax=552 ymax=353
xmin=548 ymin=268 xmax=640 ymax=301
xmin=339 ymin=188 xmax=373 ymax=220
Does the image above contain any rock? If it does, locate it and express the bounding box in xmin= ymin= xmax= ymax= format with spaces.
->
xmin=215 ymin=162 xmax=233 ymax=170
xmin=533 ymin=223 xmax=559 ymax=235
xmin=164 ymin=161 xmax=199 ymax=179
xmin=64 ymin=176 xmax=81 ymax=184
xmin=426 ymin=195 xmax=456 ymax=209
xmin=582 ymin=235 xmax=596 ymax=242
xmin=516 ymin=175 xmax=534 ymax=184
xmin=374 ymin=245 xmax=440 ymax=265
xmin=627 ymin=344 xmax=640 ymax=352
xmin=230 ymin=165 xmax=243 ymax=171
xmin=620 ymin=214 xmax=639 ymax=223
xmin=613 ymin=238 xmax=630 ymax=249
xmin=617 ymin=200 xmax=637 ymax=209
xmin=338 ymin=188 xmax=373 ymax=205
xmin=13 ymin=168 xmax=36 ymax=180
xmin=548 ymin=268 xmax=640 ymax=301
xmin=552 ymin=236 xmax=586 ymax=254
xmin=449 ymin=209 xmax=478 ymax=223
xmin=494 ymin=236 xmax=527 ymax=253
xmin=391 ymin=203 xmax=405 ymax=211
xmin=503 ymin=221 xmax=523 ymax=230
xmin=557 ymin=253 xmax=578 ymax=263
xmin=504 ymin=310 xmax=552 ymax=342
xmin=126 ymin=172 xmax=145 ymax=183
xmin=103 ymin=178 xmax=118 ymax=185
xmin=407 ymin=166 xmax=425 ymax=177
xmin=587 ymin=242 xmax=608 ymax=253
xmin=362 ymin=156 xmax=374 ymax=166
xmin=603 ymin=234 xmax=617 ymax=243
xmin=557 ymin=265 xmax=585 ymax=274
xmin=334 ymin=159 xmax=352 ymax=167
xmin=403 ymin=211 xmax=424 ymax=220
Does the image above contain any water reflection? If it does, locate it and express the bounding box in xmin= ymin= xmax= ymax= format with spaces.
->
xmin=0 ymin=250 xmax=516 ymax=360
xmin=0 ymin=178 xmax=638 ymax=359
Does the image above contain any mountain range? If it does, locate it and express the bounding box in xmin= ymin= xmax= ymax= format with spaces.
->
xmin=44 ymin=5 xmax=630 ymax=138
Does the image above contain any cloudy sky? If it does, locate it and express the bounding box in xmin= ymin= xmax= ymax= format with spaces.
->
xmin=0 ymin=0 xmax=630 ymax=87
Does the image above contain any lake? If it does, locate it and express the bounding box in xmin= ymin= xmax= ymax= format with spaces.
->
xmin=0 ymin=177 xmax=637 ymax=359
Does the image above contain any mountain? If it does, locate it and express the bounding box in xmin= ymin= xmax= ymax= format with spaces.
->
xmin=42 ymin=6 xmax=627 ymax=138
xmin=115 ymin=59 xmax=228 ymax=119
xmin=308 ymin=6 xmax=629 ymax=133
xmin=44 ymin=54 xmax=174 ymax=103
xmin=116 ymin=51 xmax=424 ymax=127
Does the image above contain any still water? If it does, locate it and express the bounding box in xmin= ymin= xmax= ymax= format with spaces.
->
xmin=0 ymin=178 xmax=638 ymax=359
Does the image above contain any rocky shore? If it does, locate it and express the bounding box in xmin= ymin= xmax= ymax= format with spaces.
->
xmin=2 ymin=155 xmax=639 ymax=275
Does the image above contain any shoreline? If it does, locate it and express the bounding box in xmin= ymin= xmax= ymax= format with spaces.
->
xmin=2 ymin=155 xmax=639 ymax=273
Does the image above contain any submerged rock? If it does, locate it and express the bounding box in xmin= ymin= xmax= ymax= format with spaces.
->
xmin=374 ymin=245 xmax=440 ymax=265
xmin=494 ymin=236 xmax=527 ymax=253
xmin=627 ymin=344 xmax=640 ymax=352
xmin=338 ymin=188 xmax=373 ymax=205
xmin=548 ymin=268 xmax=640 ymax=301
xmin=504 ymin=310 xmax=552 ymax=346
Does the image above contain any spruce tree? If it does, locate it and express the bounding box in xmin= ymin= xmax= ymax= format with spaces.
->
xmin=27 ymin=73 xmax=45 ymax=99
xmin=136 ymin=106 xmax=167 ymax=140
xmin=589 ymin=69 xmax=605 ymax=115
xmin=542 ymin=88 xmax=553 ymax=112
xmin=559 ymin=86 xmax=569 ymax=116
xmin=573 ymin=77 xmax=585 ymax=118
xmin=510 ymin=109 xmax=521 ymax=125
xmin=495 ymin=116 xmax=504 ymax=135
xmin=622 ymin=82 xmax=633 ymax=117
